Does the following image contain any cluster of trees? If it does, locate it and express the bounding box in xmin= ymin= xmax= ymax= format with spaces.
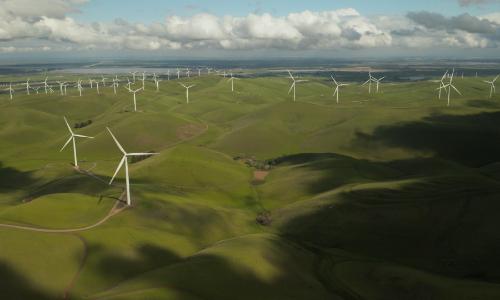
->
xmin=233 ymin=155 xmax=279 ymax=171
xmin=256 ymin=211 xmax=272 ymax=226
xmin=74 ymin=120 xmax=92 ymax=129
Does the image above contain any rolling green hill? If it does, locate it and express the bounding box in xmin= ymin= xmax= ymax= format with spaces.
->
xmin=1 ymin=73 xmax=500 ymax=299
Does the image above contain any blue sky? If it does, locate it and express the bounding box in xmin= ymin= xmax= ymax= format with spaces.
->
xmin=1 ymin=0 xmax=500 ymax=59
xmin=73 ymin=0 xmax=500 ymax=22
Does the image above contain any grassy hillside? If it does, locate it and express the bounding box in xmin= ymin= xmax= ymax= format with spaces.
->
xmin=1 ymin=73 xmax=500 ymax=299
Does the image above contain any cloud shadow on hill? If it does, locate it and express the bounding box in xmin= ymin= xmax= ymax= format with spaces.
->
xmin=353 ymin=111 xmax=500 ymax=167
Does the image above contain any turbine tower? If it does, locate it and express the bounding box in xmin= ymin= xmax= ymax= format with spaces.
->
xmin=6 ymin=83 xmax=14 ymax=100
xmin=228 ymin=73 xmax=240 ymax=92
xmin=107 ymin=127 xmax=158 ymax=206
xmin=25 ymin=79 xmax=31 ymax=95
xmin=126 ymin=87 xmax=144 ymax=112
xmin=179 ymin=83 xmax=195 ymax=104
xmin=43 ymin=77 xmax=49 ymax=94
xmin=60 ymin=117 xmax=94 ymax=168
xmin=484 ymin=75 xmax=498 ymax=98
xmin=287 ymin=70 xmax=308 ymax=102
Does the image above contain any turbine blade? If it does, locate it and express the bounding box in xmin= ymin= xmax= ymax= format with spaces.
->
xmin=74 ymin=134 xmax=94 ymax=139
xmin=451 ymin=84 xmax=462 ymax=95
xmin=288 ymin=83 xmax=295 ymax=94
xmin=63 ymin=117 xmax=73 ymax=134
xmin=109 ymin=156 xmax=126 ymax=184
xmin=106 ymin=127 xmax=126 ymax=154
xmin=60 ymin=136 xmax=73 ymax=152
xmin=128 ymin=153 xmax=159 ymax=156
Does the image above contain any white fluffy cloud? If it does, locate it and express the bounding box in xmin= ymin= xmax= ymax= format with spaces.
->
xmin=0 ymin=0 xmax=498 ymax=53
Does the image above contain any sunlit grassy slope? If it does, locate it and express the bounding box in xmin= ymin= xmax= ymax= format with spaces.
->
xmin=1 ymin=73 xmax=500 ymax=299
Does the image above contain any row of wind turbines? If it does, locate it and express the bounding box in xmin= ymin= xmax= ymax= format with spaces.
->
xmin=3 ymin=69 xmax=499 ymax=109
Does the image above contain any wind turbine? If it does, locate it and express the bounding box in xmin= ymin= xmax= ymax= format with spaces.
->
xmin=362 ymin=72 xmax=375 ymax=94
xmin=89 ymin=78 xmax=94 ymax=89
xmin=437 ymin=69 xmax=462 ymax=106
xmin=101 ymin=75 xmax=107 ymax=87
xmin=130 ymin=71 xmax=138 ymax=83
xmin=179 ymin=83 xmax=195 ymax=104
xmin=167 ymin=69 xmax=170 ymax=81
xmin=176 ymin=68 xmax=181 ymax=80
xmin=43 ymin=77 xmax=49 ymax=94
xmin=56 ymin=81 xmax=67 ymax=96
xmin=107 ymin=127 xmax=158 ymax=206
xmin=154 ymin=76 xmax=162 ymax=92
xmin=6 ymin=83 xmax=14 ymax=100
xmin=484 ymin=75 xmax=498 ymax=98
xmin=373 ymin=76 xmax=385 ymax=93
xmin=141 ymin=72 xmax=146 ymax=89
xmin=331 ymin=76 xmax=349 ymax=104
xmin=76 ymin=80 xmax=83 ymax=96
xmin=228 ymin=73 xmax=240 ymax=92
xmin=112 ymin=76 xmax=120 ymax=95
xmin=95 ymin=81 xmax=100 ymax=94
xmin=198 ymin=68 xmax=202 ymax=77
xmin=25 ymin=79 xmax=31 ymax=95
xmin=287 ymin=70 xmax=308 ymax=102
xmin=60 ymin=116 xmax=94 ymax=168
xmin=437 ymin=70 xmax=449 ymax=99
xmin=126 ymin=86 xmax=144 ymax=112
xmin=186 ymin=69 xmax=191 ymax=78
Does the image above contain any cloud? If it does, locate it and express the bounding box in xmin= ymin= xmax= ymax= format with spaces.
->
xmin=458 ymin=0 xmax=500 ymax=7
xmin=0 ymin=1 xmax=498 ymax=54
xmin=407 ymin=11 xmax=497 ymax=34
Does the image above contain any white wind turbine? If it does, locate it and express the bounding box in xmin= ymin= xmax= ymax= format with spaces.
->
xmin=107 ymin=127 xmax=158 ymax=206
xmin=287 ymin=70 xmax=308 ymax=102
xmin=373 ymin=76 xmax=385 ymax=93
xmin=25 ymin=79 xmax=31 ymax=95
xmin=62 ymin=82 xmax=69 ymax=95
xmin=112 ymin=76 xmax=120 ymax=95
xmin=43 ymin=77 xmax=49 ymax=94
xmin=362 ymin=72 xmax=376 ymax=94
xmin=228 ymin=73 xmax=240 ymax=92
xmin=167 ymin=69 xmax=170 ymax=81
xmin=126 ymin=86 xmax=144 ymax=112
xmin=95 ymin=81 xmax=100 ymax=94
xmin=141 ymin=72 xmax=146 ymax=89
xmin=76 ymin=80 xmax=83 ymax=96
xmin=154 ymin=76 xmax=162 ymax=92
xmin=484 ymin=75 xmax=498 ymax=98
xmin=437 ymin=69 xmax=462 ymax=106
xmin=331 ymin=76 xmax=349 ymax=104
xmin=437 ymin=70 xmax=449 ymax=99
xmin=56 ymin=81 xmax=67 ymax=96
xmin=89 ymin=78 xmax=94 ymax=89
xmin=186 ymin=69 xmax=191 ymax=78
xmin=179 ymin=83 xmax=195 ymax=104
xmin=60 ymin=116 xmax=94 ymax=168
xmin=101 ymin=75 xmax=107 ymax=87
xmin=176 ymin=68 xmax=181 ymax=80
xmin=198 ymin=68 xmax=201 ymax=77
xmin=6 ymin=83 xmax=14 ymax=100
xmin=130 ymin=71 xmax=138 ymax=83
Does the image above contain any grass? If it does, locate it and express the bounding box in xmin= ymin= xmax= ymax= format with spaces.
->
xmin=1 ymin=73 xmax=500 ymax=299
